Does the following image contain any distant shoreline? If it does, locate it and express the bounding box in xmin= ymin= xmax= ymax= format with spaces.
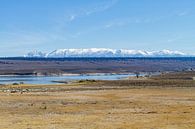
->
xmin=0 ymin=72 xmax=150 ymax=77
xmin=0 ymin=57 xmax=194 ymax=76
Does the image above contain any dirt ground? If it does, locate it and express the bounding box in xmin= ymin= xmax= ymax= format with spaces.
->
xmin=0 ymin=86 xmax=194 ymax=129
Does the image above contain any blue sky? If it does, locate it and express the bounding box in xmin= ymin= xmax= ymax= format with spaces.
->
xmin=0 ymin=0 xmax=195 ymax=56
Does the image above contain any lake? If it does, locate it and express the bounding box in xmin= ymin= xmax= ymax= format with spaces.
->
xmin=0 ymin=73 xmax=138 ymax=85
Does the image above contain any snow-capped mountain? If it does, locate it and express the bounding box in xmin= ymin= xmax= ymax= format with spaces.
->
xmin=24 ymin=50 xmax=46 ymax=57
xmin=25 ymin=48 xmax=187 ymax=57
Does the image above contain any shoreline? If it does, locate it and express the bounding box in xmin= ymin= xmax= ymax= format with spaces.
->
xmin=0 ymin=72 xmax=161 ymax=77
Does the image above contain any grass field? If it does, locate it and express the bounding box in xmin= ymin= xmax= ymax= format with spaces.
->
xmin=0 ymin=72 xmax=195 ymax=129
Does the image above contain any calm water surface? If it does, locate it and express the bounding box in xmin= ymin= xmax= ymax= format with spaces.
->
xmin=0 ymin=74 xmax=138 ymax=85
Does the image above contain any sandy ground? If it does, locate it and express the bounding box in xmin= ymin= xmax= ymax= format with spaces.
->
xmin=0 ymin=86 xmax=194 ymax=129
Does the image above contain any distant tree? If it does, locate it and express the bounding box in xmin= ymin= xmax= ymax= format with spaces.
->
xmin=12 ymin=83 xmax=19 ymax=85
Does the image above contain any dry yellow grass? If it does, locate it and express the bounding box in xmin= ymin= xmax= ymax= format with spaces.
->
xmin=0 ymin=86 xmax=194 ymax=129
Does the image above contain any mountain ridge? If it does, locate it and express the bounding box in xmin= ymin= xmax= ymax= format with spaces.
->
xmin=25 ymin=48 xmax=188 ymax=58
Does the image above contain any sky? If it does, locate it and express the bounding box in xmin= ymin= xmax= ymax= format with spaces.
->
xmin=0 ymin=0 xmax=195 ymax=56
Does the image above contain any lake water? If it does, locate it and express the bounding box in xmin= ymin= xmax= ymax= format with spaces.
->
xmin=0 ymin=74 xmax=137 ymax=85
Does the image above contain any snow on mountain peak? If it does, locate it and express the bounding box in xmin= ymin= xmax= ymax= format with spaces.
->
xmin=24 ymin=50 xmax=46 ymax=57
xmin=25 ymin=48 xmax=187 ymax=58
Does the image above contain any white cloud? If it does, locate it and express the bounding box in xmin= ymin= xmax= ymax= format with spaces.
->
xmin=103 ymin=17 xmax=151 ymax=29
xmin=64 ymin=0 xmax=118 ymax=22
xmin=105 ymin=22 xmax=125 ymax=28
xmin=48 ymin=0 xmax=119 ymax=39
xmin=177 ymin=11 xmax=189 ymax=16
xmin=84 ymin=0 xmax=118 ymax=16
xmin=69 ymin=15 xmax=76 ymax=21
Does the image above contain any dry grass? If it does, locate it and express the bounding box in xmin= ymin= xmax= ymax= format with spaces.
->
xmin=0 ymin=87 xmax=195 ymax=129
xmin=0 ymin=72 xmax=195 ymax=129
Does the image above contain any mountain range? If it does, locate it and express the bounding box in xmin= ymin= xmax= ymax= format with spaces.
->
xmin=25 ymin=48 xmax=188 ymax=57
